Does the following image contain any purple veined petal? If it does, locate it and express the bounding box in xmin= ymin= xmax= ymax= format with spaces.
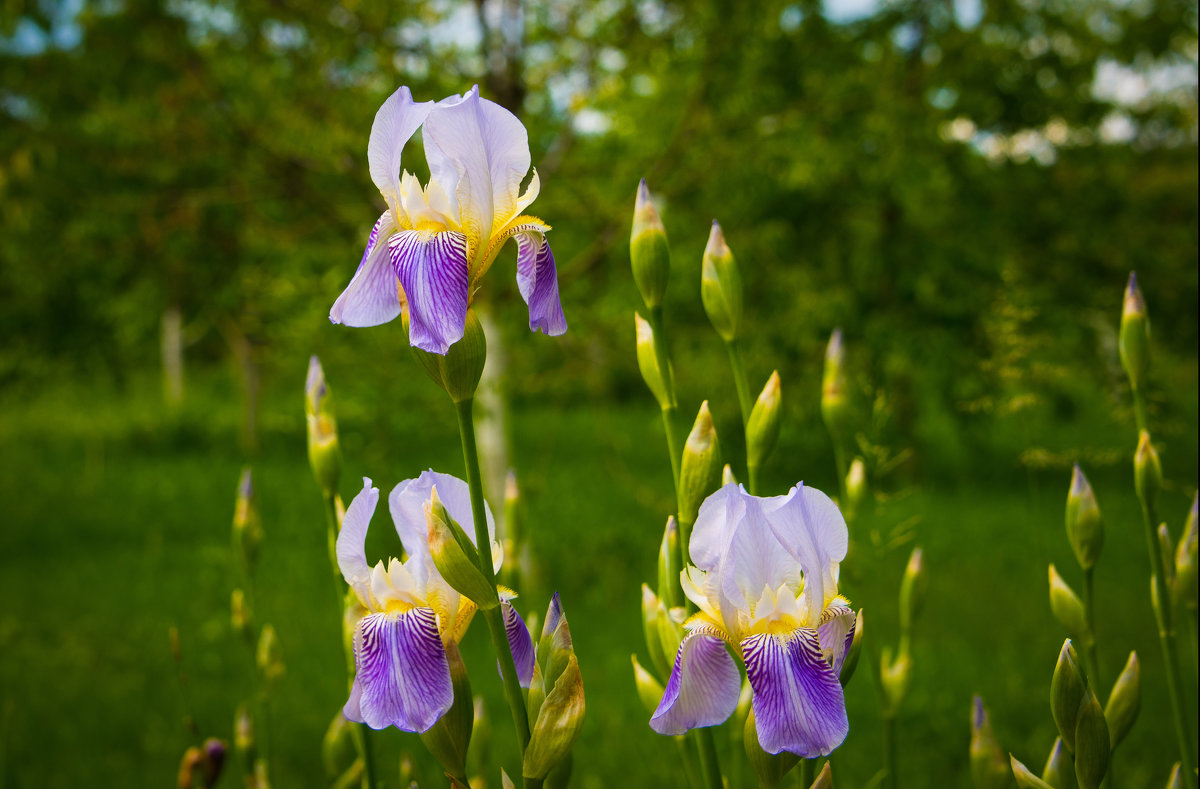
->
xmin=690 ymin=483 xmax=749 ymax=571
xmin=337 ymin=478 xmax=379 ymax=602
xmin=368 ymin=87 xmax=434 ymax=207
xmin=742 ymin=629 xmax=849 ymax=758
xmin=343 ymin=677 xmax=365 ymax=724
xmin=350 ymin=609 xmax=453 ymax=732
xmin=388 ymin=229 xmax=470 ymax=355
xmin=817 ymin=604 xmax=856 ymax=676
xmin=330 ymin=212 xmax=404 ymax=327
xmin=649 ymin=632 xmax=741 ymax=736
xmin=500 ymin=601 xmax=535 ymax=688
xmin=511 ymin=227 xmax=567 ymax=336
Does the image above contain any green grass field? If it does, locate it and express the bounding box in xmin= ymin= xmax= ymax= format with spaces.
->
xmin=0 ymin=368 xmax=1195 ymax=788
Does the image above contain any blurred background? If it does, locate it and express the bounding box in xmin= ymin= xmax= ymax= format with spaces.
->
xmin=0 ymin=0 xmax=1196 ymax=786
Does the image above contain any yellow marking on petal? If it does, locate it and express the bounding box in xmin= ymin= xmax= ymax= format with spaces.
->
xmin=470 ymin=214 xmax=552 ymax=287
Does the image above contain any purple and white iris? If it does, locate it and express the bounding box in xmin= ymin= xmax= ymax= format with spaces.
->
xmin=650 ymin=483 xmax=856 ymax=758
xmin=337 ymin=473 xmax=534 ymax=731
xmin=330 ymin=85 xmax=567 ymax=354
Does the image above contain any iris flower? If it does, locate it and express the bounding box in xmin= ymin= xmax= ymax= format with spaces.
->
xmin=650 ymin=483 xmax=856 ymax=757
xmin=338 ymin=473 xmax=534 ymax=731
xmin=330 ymin=85 xmax=567 ymax=354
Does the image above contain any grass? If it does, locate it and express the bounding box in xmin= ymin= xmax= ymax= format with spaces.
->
xmin=0 ymin=366 xmax=1195 ymax=788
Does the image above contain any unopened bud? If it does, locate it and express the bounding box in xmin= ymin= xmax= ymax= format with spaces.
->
xmin=468 ymin=696 xmax=491 ymax=779
xmin=256 ymin=624 xmax=285 ymax=688
xmin=899 ymin=548 xmax=926 ymax=635
xmin=1175 ymin=494 xmax=1198 ymax=611
xmin=1104 ymin=651 xmax=1140 ymax=749
xmin=840 ymin=609 xmax=864 ymax=686
xmin=630 ymin=180 xmax=670 ymax=309
xmin=524 ymin=600 xmax=584 ymax=780
xmin=641 ymin=584 xmax=671 ymax=678
xmin=407 ymin=308 xmax=488 ymax=403
xmin=634 ymin=312 xmax=672 ymax=409
xmin=679 ymin=403 xmax=722 ymax=527
xmin=631 ymin=654 xmax=666 ymax=716
xmin=1118 ymin=272 xmax=1149 ymax=394
xmin=306 ymin=357 xmax=342 ymax=495
xmin=420 ymin=641 xmax=474 ymax=782
xmin=821 ymin=329 xmax=850 ymax=444
xmin=700 ymin=221 xmax=743 ymax=342
xmin=1073 ymin=688 xmax=1110 ymax=789
xmin=1040 ymin=738 xmax=1071 ymax=789
xmin=231 ymin=588 xmax=253 ymax=642
xmin=1048 ymin=565 xmax=1091 ymax=645
xmin=426 ymin=486 xmax=499 ymax=609
xmin=322 ymin=709 xmax=358 ymax=779
xmin=809 ymin=762 xmax=833 ymax=789
xmin=746 ymin=371 xmax=782 ymax=475
xmin=745 ymin=708 xmax=800 ymax=788
xmin=1167 ymin=763 xmax=1184 ymax=789
xmin=969 ymin=696 xmax=1010 ymax=789
xmin=845 ymin=458 xmax=867 ymax=520
xmin=178 ymin=746 xmax=205 ymax=789
xmin=722 ymin=463 xmax=738 ymax=486
xmin=657 ymin=517 xmax=682 ymax=611
xmin=1134 ymin=431 xmax=1161 ymax=507
xmin=1066 ymin=465 xmax=1104 ymax=570
xmin=1010 ymin=755 xmax=1055 ymax=789
xmin=234 ymin=704 xmax=256 ymax=762
xmin=880 ymin=647 xmax=911 ymax=711
xmin=1051 ymin=639 xmax=1086 ymax=753
xmin=232 ymin=468 xmax=263 ymax=573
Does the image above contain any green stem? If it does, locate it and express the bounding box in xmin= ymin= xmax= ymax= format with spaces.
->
xmin=798 ymin=758 xmax=813 ymax=787
xmin=881 ymin=711 xmax=897 ymax=789
xmin=663 ymin=405 xmax=683 ymax=503
xmin=1132 ymin=388 xmax=1149 ymax=434
xmin=649 ymin=306 xmax=682 ymax=496
xmin=359 ymin=727 xmax=378 ymax=789
xmin=832 ymin=443 xmax=849 ymax=505
xmin=1139 ymin=496 xmax=1197 ymax=789
xmin=455 ymin=398 xmax=533 ymax=754
xmin=1080 ymin=567 xmax=1100 ymax=687
xmin=677 ymin=735 xmax=703 ymax=789
xmin=693 ymin=727 xmax=724 ymax=789
xmin=748 ymin=463 xmax=762 ymax=497
xmin=724 ymin=339 xmax=753 ymax=429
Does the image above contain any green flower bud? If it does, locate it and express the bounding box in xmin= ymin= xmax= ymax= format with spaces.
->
xmin=630 ymin=180 xmax=670 ymax=309
xmin=322 ymin=709 xmax=359 ymax=780
xmin=821 ymin=329 xmax=850 ymax=445
xmin=426 ymin=486 xmax=499 ymax=610
xmin=256 ymin=624 xmax=285 ymax=689
xmin=1011 ymin=755 xmax=1055 ymax=789
xmin=1175 ymin=494 xmax=1198 ymax=611
xmin=839 ymin=609 xmax=865 ymax=686
xmin=1041 ymin=737 xmax=1074 ymax=789
xmin=231 ymin=588 xmax=253 ymax=643
xmin=407 ymin=308 xmax=488 ymax=403
xmin=679 ymin=402 xmax=722 ymax=527
xmin=657 ymin=605 xmax=685 ymax=674
xmin=1118 ymin=272 xmax=1149 ymax=394
xmin=745 ymin=708 xmax=800 ymax=789
xmin=1134 ymin=431 xmax=1161 ymax=507
xmin=501 ymin=768 xmax=516 ymax=789
xmin=635 ymin=312 xmax=673 ymax=410
xmin=305 ymin=358 xmax=342 ymax=496
xmin=880 ymin=646 xmax=911 ymax=712
xmin=1167 ymin=763 xmax=1184 ymax=789
xmin=523 ymin=653 xmax=584 ymax=780
xmin=969 ymin=696 xmax=1010 ymax=789
xmin=1051 ymin=640 xmax=1087 ymax=754
xmin=419 ymin=641 xmax=474 ymax=783
xmin=700 ymin=221 xmax=743 ymax=342
xmin=899 ymin=547 xmax=926 ymax=636
xmin=810 ymin=763 xmax=833 ymax=789
xmin=657 ymin=517 xmax=682 ymax=611
xmin=1073 ymin=688 xmax=1110 ymax=789
xmin=631 ymin=654 xmax=666 ymax=716
xmin=1066 ymin=465 xmax=1104 ymax=571
xmin=641 ymin=584 xmax=671 ymax=678
xmin=746 ymin=371 xmax=782 ymax=474
xmin=234 ymin=704 xmax=256 ymax=764
xmin=845 ymin=457 xmax=867 ymax=521
xmin=232 ymin=468 xmax=263 ymax=574
xmin=252 ymin=758 xmax=271 ymax=789
xmin=1104 ymin=651 xmax=1140 ymax=749
xmin=1048 ymin=565 xmax=1091 ymax=645
xmin=722 ymin=463 xmax=738 ymax=486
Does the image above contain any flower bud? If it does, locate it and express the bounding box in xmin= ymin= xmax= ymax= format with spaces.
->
xmin=202 ymin=739 xmax=226 ymax=786
xmin=969 ymin=696 xmax=1010 ymax=789
xmin=231 ymin=588 xmax=253 ymax=642
xmin=256 ymin=624 xmax=285 ymax=689
xmin=1175 ymin=494 xmax=1198 ymax=611
xmin=657 ymin=604 xmax=686 ymax=672
xmin=809 ymin=763 xmax=833 ymax=789
xmin=420 ymin=641 xmax=474 ymax=783
xmin=234 ymin=704 xmax=256 ymax=764
xmin=679 ymin=403 xmax=722 ymax=527
xmin=745 ymin=708 xmax=800 ymax=788
xmin=880 ymin=646 xmax=911 ymax=711
xmin=1009 ymin=755 xmax=1055 ymax=789
xmin=845 ymin=457 xmax=867 ymax=520
xmin=322 ymin=709 xmax=358 ymax=779
xmin=1118 ymin=271 xmax=1149 ymax=394
xmin=1104 ymin=651 xmax=1140 ymax=749
xmin=700 ymin=221 xmax=743 ymax=342
xmin=839 ymin=609 xmax=864 ymax=686
xmin=1040 ymin=738 xmax=1071 ymax=789
xmin=408 ymin=308 xmax=488 ymax=403
xmin=634 ymin=312 xmax=672 ymax=410
xmin=1051 ymin=639 xmax=1086 ymax=753
xmin=1066 ymin=465 xmax=1104 ymax=570
xmin=1048 ymin=565 xmax=1091 ymax=645
xmin=305 ymin=357 xmax=342 ymax=495
xmin=1134 ymin=431 xmax=1162 ymax=507
xmin=232 ymin=468 xmax=263 ymax=574
xmin=641 ymin=584 xmax=671 ymax=678
xmin=426 ymin=486 xmax=499 ymax=610
xmin=253 ymin=758 xmax=271 ymax=789
xmin=631 ymin=654 xmax=666 ymax=716
xmin=657 ymin=517 xmax=682 ymax=611
xmin=524 ymin=597 xmax=584 ymax=781
xmin=746 ymin=371 xmax=782 ymax=475
xmin=722 ymin=463 xmax=738 ymax=486
xmin=630 ymin=180 xmax=670 ymax=309
xmin=899 ymin=547 xmax=926 ymax=636
xmin=1168 ymin=763 xmax=1184 ymax=789
xmin=178 ymin=746 xmax=205 ymax=789
xmin=821 ymin=329 xmax=850 ymax=444
xmin=1073 ymin=688 xmax=1110 ymax=789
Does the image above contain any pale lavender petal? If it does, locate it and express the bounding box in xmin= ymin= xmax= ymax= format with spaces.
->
xmin=330 ymin=212 xmax=403 ymax=327
xmin=718 ymin=497 xmax=803 ymax=620
xmin=389 ymin=470 xmax=494 ymax=568
xmin=388 ymin=229 xmax=469 ymax=354
xmin=351 ymin=609 xmax=453 ymax=732
xmin=817 ymin=604 xmax=856 ymax=676
xmin=343 ymin=678 xmax=365 ymax=723
xmin=368 ymin=86 xmax=434 ymax=203
xmin=690 ymin=483 xmax=749 ymax=571
xmin=764 ymin=484 xmax=848 ymax=624
xmin=649 ymin=632 xmax=740 ymax=735
xmin=501 ymin=601 xmax=535 ymax=688
xmin=336 ymin=478 xmax=378 ymax=600
xmin=541 ymin=591 xmax=564 ymax=641
xmin=743 ymin=629 xmax=848 ymax=757
xmin=513 ymin=229 xmax=567 ymax=336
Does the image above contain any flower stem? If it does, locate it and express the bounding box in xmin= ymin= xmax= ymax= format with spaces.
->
xmin=1080 ymin=567 xmax=1100 ymax=687
xmin=881 ymin=710 xmax=897 ymax=789
xmin=797 ymin=758 xmax=813 ymax=787
xmin=649 ymin=306 xmax=682 ymax=498
xmin=693 ymin=727 xmax=724 ymax=789
xmin=724 ymin=339 xmax=753 ymax=430
xmin=455 ymin=398 xmax=532 ymax=756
